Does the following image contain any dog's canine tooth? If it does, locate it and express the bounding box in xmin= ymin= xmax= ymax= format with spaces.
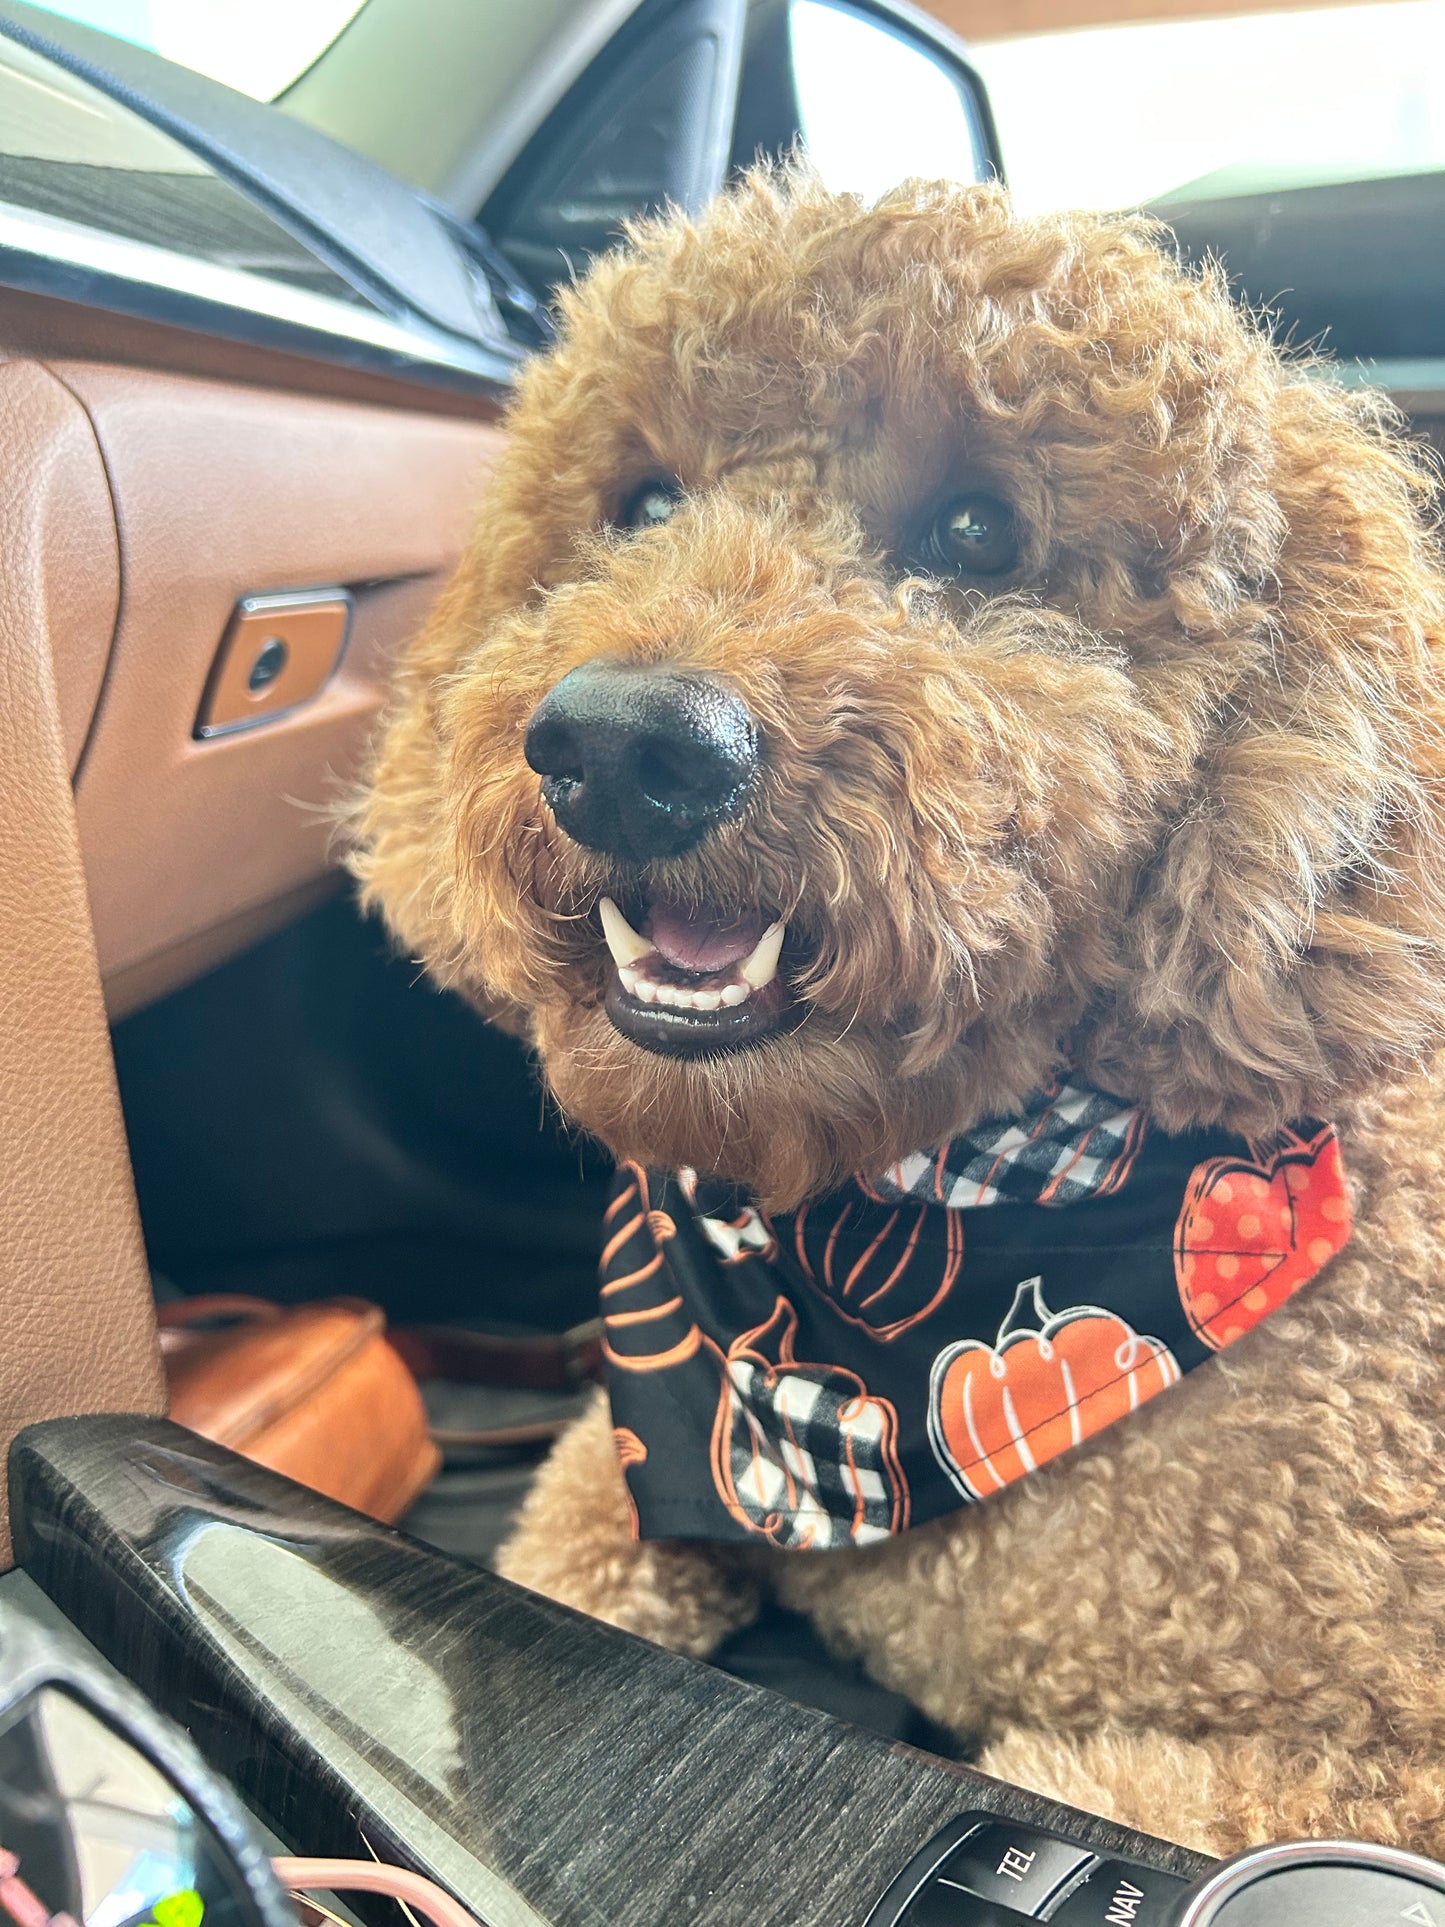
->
xmin=607 ymin=902 xmax=782 ymax=1011
xmin=600 ymin=896 xmax=653 ymax=968
xmin=739 ymin=921 xmax=785 ymax=990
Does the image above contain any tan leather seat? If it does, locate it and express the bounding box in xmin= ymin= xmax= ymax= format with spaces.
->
xmin=0 ymin=355 xmax=165 ymax=1564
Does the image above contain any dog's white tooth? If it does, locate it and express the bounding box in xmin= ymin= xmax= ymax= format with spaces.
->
xmin=618 ymin=966 xmax=639 ymax=997
xmin=739 ymin=921 xmax=785 ymax=990
xmin=693 ymin=988 xmax=723 ymax=1012
xmin=599 ymin=896 xmax=652 ymax=968
xmin=655 ymin=983 xmax=681 ymax=1008
xmin=635 ymin=978 xmax=659 ymax=1004
xmin=719 ymin=982 xmax=749 ymax=1007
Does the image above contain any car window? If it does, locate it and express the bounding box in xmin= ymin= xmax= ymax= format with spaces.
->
xmin=789 ymin=0 xmax=993 ymax=200
xmin=21 ymin=0 xmax=369 ymax=100
xmin=968 ymin=0 xmax=1445 ymax=214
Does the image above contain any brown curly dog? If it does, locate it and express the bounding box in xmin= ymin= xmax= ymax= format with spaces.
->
xmin=353 ymin=170 xmax=1445 ymax=1857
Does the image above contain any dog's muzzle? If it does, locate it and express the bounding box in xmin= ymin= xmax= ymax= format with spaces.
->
xmin=525 ymin=662 xmax=801 ymax=1059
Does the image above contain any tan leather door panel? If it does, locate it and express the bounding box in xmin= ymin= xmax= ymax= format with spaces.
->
xmin=55 ymin=363 xmax=503 ymax=1014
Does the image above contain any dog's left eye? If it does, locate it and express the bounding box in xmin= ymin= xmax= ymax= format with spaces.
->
xmin=619 ymin=478 xmax=683 ymax=530
xmin=914 ymin=493 xmax=1018 ymax=579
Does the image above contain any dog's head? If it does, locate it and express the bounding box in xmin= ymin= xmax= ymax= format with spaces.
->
xmin=355 ymin=172 xmax=1445 ymax=1209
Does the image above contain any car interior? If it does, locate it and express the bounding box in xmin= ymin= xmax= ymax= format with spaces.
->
xmin=3 ymin=0 xmax=1445 ymax=1922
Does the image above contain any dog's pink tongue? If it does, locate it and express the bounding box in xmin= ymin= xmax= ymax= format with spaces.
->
xmin=646 ymin=899 xmax=767 ymax=973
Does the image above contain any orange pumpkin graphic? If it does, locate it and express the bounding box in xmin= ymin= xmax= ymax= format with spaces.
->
xmin=612 ymin=1427 xmax=648 ymax=1538
xmin=1174 ymin=1125 xmax=1351 ymax=1350
xmin=600 ymin=1163 xmax=701 ymax=1372
xmin=928 ymin=1277 xmax=1181 ymax=1502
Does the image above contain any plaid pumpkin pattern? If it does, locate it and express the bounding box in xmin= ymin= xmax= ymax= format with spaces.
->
xmin=716 ymin=1327 xmax=906 ymax=1548
xmin=874 ymin=1079 xmax=1148 ymax=1210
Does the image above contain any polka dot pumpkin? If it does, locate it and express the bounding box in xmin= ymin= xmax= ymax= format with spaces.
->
xmin=1173 ymin=1125 xmax=1352 ymax=1349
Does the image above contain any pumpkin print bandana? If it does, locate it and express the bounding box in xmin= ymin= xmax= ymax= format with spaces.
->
xmin=602 ymin=1079 xmax=1352 ymax=1549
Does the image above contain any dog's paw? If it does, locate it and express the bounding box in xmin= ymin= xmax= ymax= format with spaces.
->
xmin=495 ymin=1389 xmax=761 ymax=1659
xmin=499 ymin=1528 xmax=761 ymax=1659
xmin=976 ymin=1727 xmax=1228 ymax=1856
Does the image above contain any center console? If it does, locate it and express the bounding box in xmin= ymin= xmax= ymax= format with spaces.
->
xmin=8 ymin=1417 xmax=1440 ymax=1927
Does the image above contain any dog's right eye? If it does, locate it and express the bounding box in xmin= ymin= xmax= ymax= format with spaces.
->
xmin=913 ymin=492 xmax=1019 ymax=579
xmin=619 ymin=478 xmax=683 ymax=531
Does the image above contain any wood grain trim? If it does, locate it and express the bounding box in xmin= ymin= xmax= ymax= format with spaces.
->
xmin=13 ymin=1416 xmax=1214 ymax=1927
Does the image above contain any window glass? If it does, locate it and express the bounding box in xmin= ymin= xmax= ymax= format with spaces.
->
xmin=968 ymin=0 xmax=1445 ymax=214
xmin=20 ymin=0 xmax=368 ymax=101
xmin=790 ymin=0 xmax=990 ymax=198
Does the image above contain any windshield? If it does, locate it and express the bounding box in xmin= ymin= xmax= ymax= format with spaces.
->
xmin=21 ymin=0 xmax=368 ymax=100
xmin=967 ymin=0 xmax=1445 ymax=213
xmin=25 ymin=0 xmax=1445 ymax=221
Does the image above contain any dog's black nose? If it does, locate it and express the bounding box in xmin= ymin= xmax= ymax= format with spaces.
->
xmin=524 ymin=662 xmax=759 ymax=861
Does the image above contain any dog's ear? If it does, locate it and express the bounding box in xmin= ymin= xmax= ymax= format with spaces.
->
xmin=346 ymin=538 xmax=532 ymax=1037
xmin=1085 ymin=375 xmax=1445 ymax=1132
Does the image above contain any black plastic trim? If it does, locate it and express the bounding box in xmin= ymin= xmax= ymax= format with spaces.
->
xmin=484 ymin=0 xmax=747 ymax=297
xmin=0 ymin=0 xmax=521 ymax=358
xmin=0 ymin=212 xmax=517 ymax=396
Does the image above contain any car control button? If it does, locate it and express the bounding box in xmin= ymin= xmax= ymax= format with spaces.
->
xmin=899 ymin=1884 xmax=1029 ymax=1926
xmin=938 ymin=1822 xmax=1095 ymax=1913
xmin=1049 ymin=1859 xmax=1188 ymax=1923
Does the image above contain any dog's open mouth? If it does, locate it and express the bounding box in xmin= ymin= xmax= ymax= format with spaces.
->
xmin=598 ymin=894 xmax=797 ymax=1057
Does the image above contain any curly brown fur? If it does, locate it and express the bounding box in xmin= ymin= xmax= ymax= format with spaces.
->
xmin=354 ymin=170 xmax=1445 ymax=1850
xmin=498 ymin=1386 xmax=762 ymax=1656
xmin=771 ymin=1071 xmax=1445 ymax=1853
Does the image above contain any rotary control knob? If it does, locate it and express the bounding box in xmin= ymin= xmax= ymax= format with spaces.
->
xmin=1174 ymin=1840 xmax=1445 ymax=1926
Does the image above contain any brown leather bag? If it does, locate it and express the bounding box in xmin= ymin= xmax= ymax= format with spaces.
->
xmin=159 ymin=1295 xmax=440 ymax=1523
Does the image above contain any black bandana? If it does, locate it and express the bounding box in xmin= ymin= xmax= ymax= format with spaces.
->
xmin=601 ymin=1079 xmax=1351 ymax=1549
